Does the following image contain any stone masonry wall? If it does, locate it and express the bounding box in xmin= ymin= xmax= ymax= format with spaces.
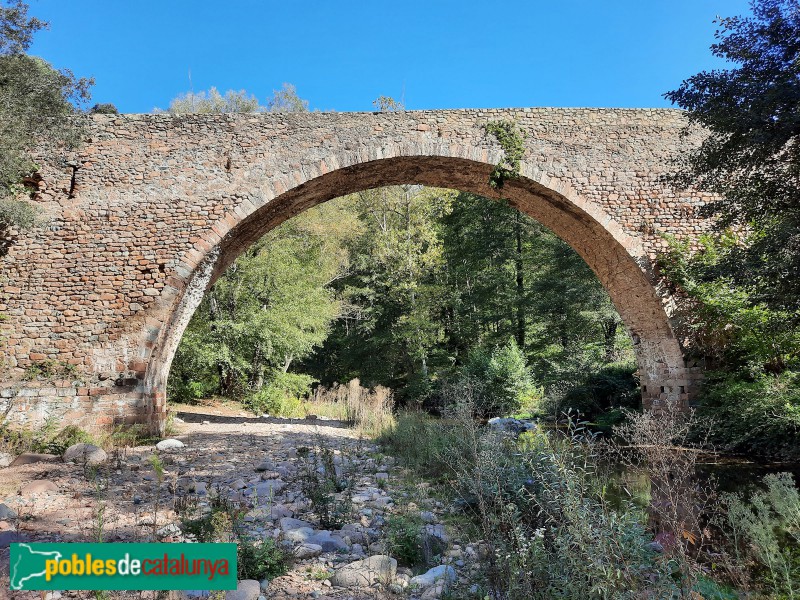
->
xmin=0 ymin=108 xmax=710 ymax=432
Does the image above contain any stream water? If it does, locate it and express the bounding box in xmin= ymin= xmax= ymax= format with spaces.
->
xmin=607 ymin=456 xmax=800 ymax=508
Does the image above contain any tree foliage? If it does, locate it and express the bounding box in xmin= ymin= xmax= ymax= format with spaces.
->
xmin=0 ymin=0 xmax=92 ymax=229
xmin=166 ymin=87 xmax=262 ymax=114
xmin=0 ymin=0 xmax=44 ymax=55
xmin=169 ymin=198 xmax=361 ymax=402
xmin=665 ymin=0 xmax=800 ymax=310
xmin=663 ymin=0 xmax=800 ymax=459
xmin=164 ymin=83 xmax=309 ymax=115
xmin=267 ymin=83 xmax=309 ymax=113
xmin=301 ymin=190 xmax=633 ymax=413
xmin=665 ymin=0 xmax=800 ymax=226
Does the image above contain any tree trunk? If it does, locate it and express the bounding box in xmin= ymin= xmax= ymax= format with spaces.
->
xmin=603 ymin=318 xmax=618 ymax=363
xmin=514 ymin=211 xmax=525 ymax=349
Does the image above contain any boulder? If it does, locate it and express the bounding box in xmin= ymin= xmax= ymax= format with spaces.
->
xmin=331 ymin=555 xmax=397 ymax=588
xmin=0 ymin=452 xmax=14 ymax=467
xmin=63 ymin=443 xmax=107 ymax=466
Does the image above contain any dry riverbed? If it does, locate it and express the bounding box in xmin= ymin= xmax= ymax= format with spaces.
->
xmin=0 ymin=410 xmax=481 ymax=599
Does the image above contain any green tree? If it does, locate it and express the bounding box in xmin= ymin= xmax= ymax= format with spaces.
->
xmin=170 ymin=200 xmax=361 ymax=400
xmin=663 ymin=0 xmax=800 ymax=459
xmin=267 ymin=83 xmax=309 ymax=113
xmin=440 ymin=193 xmax=629 ymax=392
xmin=163 ymin=82 xmax=309 ymax=115
xmin=166 ymin=87 xmax=262 ymax=114
xmin=304 ymin=186 xmax=454 ymax=396
xmin=664 ymin=0 xmax=800 ymax=311
xmin=306 ymin=190 xmax=632 ymax=412
xmin=460 ymin=339 xmax=538 ymax=417
xmin=0 ymin=0 xmax=92 ymax=231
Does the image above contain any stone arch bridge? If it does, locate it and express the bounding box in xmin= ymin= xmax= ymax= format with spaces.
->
xmin=0 ymin=108 xmax=710 ymax=433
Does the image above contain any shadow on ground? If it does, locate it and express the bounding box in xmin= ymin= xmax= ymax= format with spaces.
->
xmin=175 ymin=410 xmax=351 ymax=430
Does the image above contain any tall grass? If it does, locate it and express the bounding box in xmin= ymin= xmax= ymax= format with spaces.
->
xmin=310 ymin=378 xmax=394 ymax=437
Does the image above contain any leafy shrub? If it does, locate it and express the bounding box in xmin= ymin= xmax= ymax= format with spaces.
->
xmin=443 ymin=415 xmax=678 ymax=599
xmin=385 ymin=514 xmax=427 ymax=568
xmin=296 ymin=442 xmax=354 ymax=529
xmin=724 ymin=472 xmax=800 ymax=597
xmin=42 ymin=424 xmax=94 ymax=455
xmin=557 ymin=361 xmax=639 ymax=423
xmin=168 ymin=380 xmax=209 ymax=404
xmin=459 ymin=339 xmax=539 ymax=417
xmin=22 ymin=359 xmax=78 ymax=382
xmin=0 ymin=418 xmax=95 ymax=456
xmin=89 ymin=103 xmax=118 ymax=114
xmin=238 ymin=538 xmax=287 ymax=581
xmin=698 ymin=371 xmax=800 ymax=460
xmin=245 ymin=371 xmax=315 ymax=416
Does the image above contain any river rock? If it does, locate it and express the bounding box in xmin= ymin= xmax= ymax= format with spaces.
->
xmin=0 ymin=504 xmax=17 ymax=519
xmin=331 ymin=555 xmax=397 ymax=588
xmin=255 ymin=460 xmax=274 ymax=472
xmin=411 ymin=565 xmax=457 ymax=589
xmin=63 ymin=443 xmax=108 ymax=466
xmin=225 ymin=579 xmax=260 ymax=600
xmin=283 ymin=527 xmax=314 ymax=543
xmin=10 ymin=453 xmax=58 ymax=467
xmin=20 ymin=480 xmax=58 ymax=496
xmin=279 ymin=517 xmax=312 ymax=531
xmin=270 ymin=505 xmax=293 ymax=519
xmin=293 ymin=543 xmax=323 ymax=559
xmin=421 ymin=524 xmax=449 ymax=556
xmin=252 ymin=480 xmax=285 ymax=498
xmin=307 ymin=530 xmax=349 ymax=552
xmin=156 ymin=439 xmax=184 ymax=451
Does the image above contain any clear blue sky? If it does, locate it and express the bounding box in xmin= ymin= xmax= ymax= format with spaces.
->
xmin=28 ymin=0 xmax=752 ymax=113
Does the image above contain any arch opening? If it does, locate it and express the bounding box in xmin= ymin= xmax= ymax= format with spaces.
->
xmin=144 ymin=155 xmax=694 ymax=432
